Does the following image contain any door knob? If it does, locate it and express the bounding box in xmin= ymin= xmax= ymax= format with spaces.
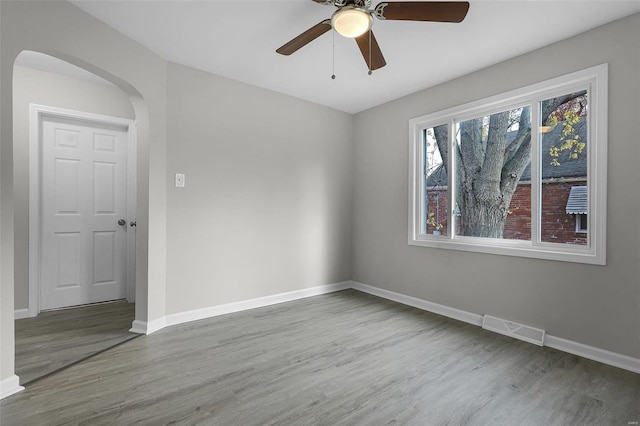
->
xmin=118 ymin=219 xmax=126 ymax=226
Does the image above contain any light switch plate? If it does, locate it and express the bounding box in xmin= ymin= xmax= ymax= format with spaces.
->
xmin=175 ymin=173 xmax=185 ymax=188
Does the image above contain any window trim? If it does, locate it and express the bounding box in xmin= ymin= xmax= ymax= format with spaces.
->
xmin=408 ymin=64 xmax=607 ymax=265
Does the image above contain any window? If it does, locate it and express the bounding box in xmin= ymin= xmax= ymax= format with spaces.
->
xmin=576 ymin=214 xmax=588 ymax=234
xmin=409 ymin=64 xmax=607 ymax=264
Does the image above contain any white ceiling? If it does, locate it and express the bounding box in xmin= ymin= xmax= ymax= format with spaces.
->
xmin=66 ymin=0 xmax=640 ymax=113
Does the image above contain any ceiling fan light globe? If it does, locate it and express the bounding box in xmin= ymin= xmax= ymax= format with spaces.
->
xmin=331 ymin=7 xmax=372 ymax=38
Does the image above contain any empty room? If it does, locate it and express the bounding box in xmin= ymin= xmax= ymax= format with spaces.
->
xmin=1 ymin=1 xmax=639 ymax=425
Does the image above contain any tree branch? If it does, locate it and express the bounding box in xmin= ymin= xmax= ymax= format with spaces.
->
xmin=501 ymin=133 xmax=531 ymax=194
xmin=503 ymin=106 xmax=531 ymax=165
xmin=459 ymin=118 xmax=484 ymax=178
xmin=541 ymin=91 xmax=587 ymax=124
xmin=433 ymin=124 xmax=449 ymax=173
xmin=432 ymin=123 xmax=466 ymax=208
xmin=477 ymin=111 xmax=509 ymax=201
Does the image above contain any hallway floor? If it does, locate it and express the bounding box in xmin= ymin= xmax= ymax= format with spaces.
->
xmin=15 ymin=300 xmax=136 ymax=385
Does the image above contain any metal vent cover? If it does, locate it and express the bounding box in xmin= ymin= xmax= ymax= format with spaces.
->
xmin=482 ymin=315 xmax=545 ymax=346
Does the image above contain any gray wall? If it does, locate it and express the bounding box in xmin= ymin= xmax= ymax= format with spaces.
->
xmin=165 ymin=63 xmax=353 ymax=314
xmin=352 ymin=13 xmax=640 ymax=358
xmin=12 ymin=64 xmax=136 ymax=311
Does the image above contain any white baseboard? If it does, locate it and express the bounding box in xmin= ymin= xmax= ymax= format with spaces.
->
xmin=352 ymin=281 xmax=640 ymax=374
xmin=129 ymin=318 xmax=167 ymax=335
xmin=128 ymin=320 xmax=147 ymax=334
xmin=1 ymin=375 xmax=24 ymax=400
xmin=131 ymin=281 xmax=352 ymax=335
xmin=14 ymin=309 xmax=30 ymax=320
xmin=165 ymin=281 xmax=352 ymax=329
xmin=545 ymin=335 xmax=640 ymax=374
xmin=352 ymin=281 xmax=483 ymax=326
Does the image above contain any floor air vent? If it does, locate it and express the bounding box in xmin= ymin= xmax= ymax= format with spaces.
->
xmin=482 ymin=315 xmax=545 ymax=346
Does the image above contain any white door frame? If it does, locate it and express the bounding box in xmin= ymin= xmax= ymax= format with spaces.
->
xmin=28 ymin=104 xmax=137 ymax=317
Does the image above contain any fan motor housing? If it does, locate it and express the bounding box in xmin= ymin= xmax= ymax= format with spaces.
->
xmin=335 ymin=0 xmax=372 ymax=8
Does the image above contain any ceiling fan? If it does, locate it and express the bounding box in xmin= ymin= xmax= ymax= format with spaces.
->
xmin=276 ymin=0 xmax=470 ymax=72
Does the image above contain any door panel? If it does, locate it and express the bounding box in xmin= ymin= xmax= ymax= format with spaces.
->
xmin=54 ymin=127 xmax=80 ymax=149
xmin=40 ymin=116 xmax=128 ymax=310
xmin=54 ymin=159 xmax=80 ymax=214
xmin=55 ymin=232 xmax=81 ymax=289
xmin=93 ymin=133 xmax=116 ymax=152
xmin=93 ymin=161 xmax=116 ymax=214
xmin=93 ymin=231 xmax=116 ymax=284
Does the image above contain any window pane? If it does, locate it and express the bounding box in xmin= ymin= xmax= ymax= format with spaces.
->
xmin=577 ymin=213 xmax=588 ymax=233
xmin=423 ymin=125 xmax=448 ymax=236
xmin=540 ymin=92 xmax=588 ymax=245
xmin=455 ymin=107 xmax=531 ymax=240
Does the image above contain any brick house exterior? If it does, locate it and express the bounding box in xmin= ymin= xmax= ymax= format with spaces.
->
xmin=425 ymin=119 xmax=588 ymax=244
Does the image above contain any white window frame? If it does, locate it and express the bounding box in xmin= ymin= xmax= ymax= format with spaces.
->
xmin=408 ymin=64 xmax=607 ymax=265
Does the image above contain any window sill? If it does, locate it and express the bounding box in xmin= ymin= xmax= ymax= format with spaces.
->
xmin=409 ymin=235 xmax=605 ymax=265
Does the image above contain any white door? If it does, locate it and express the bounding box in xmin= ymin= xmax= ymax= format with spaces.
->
xmin=40 ymin=115 xmax=129 ymax=310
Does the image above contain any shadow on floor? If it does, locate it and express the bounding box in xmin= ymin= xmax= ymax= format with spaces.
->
xmin=15 ymin=300 xmax=137 ymax=385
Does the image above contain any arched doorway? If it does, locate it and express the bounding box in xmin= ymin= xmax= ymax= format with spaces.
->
xmin=11 ymin=50 xmax=146 ymax=386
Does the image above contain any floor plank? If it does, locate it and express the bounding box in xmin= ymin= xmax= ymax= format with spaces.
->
xmin=2 ymin=290 xmax=638 ymax=425
xmin=14 ymin=300 xmax=135 ymax=384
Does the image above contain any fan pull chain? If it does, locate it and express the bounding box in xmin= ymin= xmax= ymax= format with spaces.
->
xmin=368 ymin=29 xmax=372 ymax=75
xmin=331 ymin=29 xmax=336 ymax=80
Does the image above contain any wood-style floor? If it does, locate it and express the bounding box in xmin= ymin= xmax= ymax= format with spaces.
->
xmin=2 ymin=290 xmax=639 ymax=425
xmin=14 ymin=300 xmax=136 ymax=385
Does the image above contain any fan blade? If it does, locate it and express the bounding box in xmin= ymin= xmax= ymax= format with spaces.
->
xmin=276 ymin=20 xmax=332 ymax=55
xmin=374 ymin=1 xmax=469 ymax=23
xmin=355 ymin=31 xmax=386 ymax=71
